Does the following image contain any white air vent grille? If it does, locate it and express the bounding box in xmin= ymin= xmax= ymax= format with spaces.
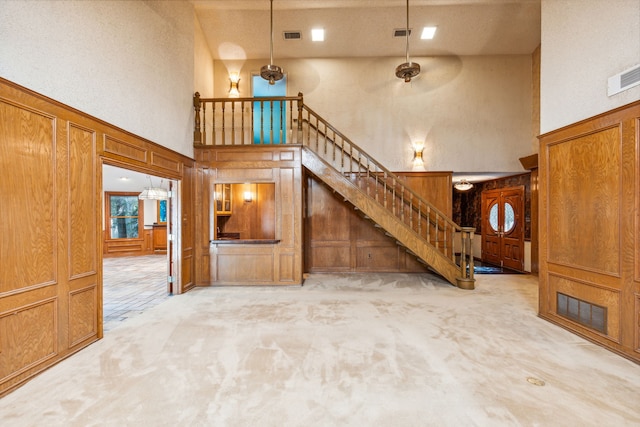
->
xmin=608 ymin=64 xmax=640 ymax=96
xmin=393 ymin=28 xmax=412 ymax=37
xmin=283 ymin=31 xmax=301 ymax=40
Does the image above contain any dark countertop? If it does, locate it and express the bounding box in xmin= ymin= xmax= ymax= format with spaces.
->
xmin=210 ymin=239 xmax=280 ymax=245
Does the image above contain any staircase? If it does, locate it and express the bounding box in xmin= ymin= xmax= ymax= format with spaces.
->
xmin=193 ymin=92 xmax=476 ymax=289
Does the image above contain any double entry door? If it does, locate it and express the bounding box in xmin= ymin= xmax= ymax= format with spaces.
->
xmin=481 ymin=186 xmax=524 ymax=271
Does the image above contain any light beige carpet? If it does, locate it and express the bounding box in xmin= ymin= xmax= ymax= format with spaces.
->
xmin=1 ymin=273 xmax=639 ymax=426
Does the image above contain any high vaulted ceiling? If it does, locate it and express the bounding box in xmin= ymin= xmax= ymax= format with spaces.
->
xmin=192 ymin=0 xmax=541 ymax=60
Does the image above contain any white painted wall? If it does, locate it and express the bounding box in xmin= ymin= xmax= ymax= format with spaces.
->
xmin=194 ymin=13 xmax=215 ymax=99
xmin=541 ymin=0 xmax=640 ymax=133
xmin=0 ymin=0 xmax=197 ymax=158
xmin=213 ymin=55 xmax=533 ymax=173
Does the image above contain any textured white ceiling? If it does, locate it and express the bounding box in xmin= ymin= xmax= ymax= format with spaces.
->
xmin=193 ymin=0 xmax=541 ymax=59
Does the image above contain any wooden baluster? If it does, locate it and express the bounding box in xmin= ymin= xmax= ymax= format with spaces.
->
xmin=193 ymin=92 xmax=202 ymax=144
xmin=269 ymin=100 xmax=274 ymax=144
xmin=297 ymin=93 xmax=304 ymax=145
xmin=241 ymin=101 xmax=246 ymax=144
xmin=250 ymin=101 xmax=255 ymax=145
xmin=231 ymin=101 xmax=236 ymax=145
xmin=426 ymin=206 xmax=430 ymax=242
xmin=260 ymin=100 xmax=265 ymax=144
xmin=221 ymin=101 xmax=226 ymax=145
xmin=383 ymin=171 xmax=388 ymax=208
xmin=279 ymin=100 xmax=284 ymax=144
xmin=203 ymin=102 xmax=208 ymax=145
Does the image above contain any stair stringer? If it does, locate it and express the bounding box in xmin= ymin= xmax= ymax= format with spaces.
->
xmin=302 ymin=147 xmax=462 ymax=286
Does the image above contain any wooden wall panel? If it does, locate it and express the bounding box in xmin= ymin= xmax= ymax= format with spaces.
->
xmin=103 ymin=135 xmax=148 ymax=164
xmin=0 ymin=299 xmax=57 ymax=381
xmin=181 ymin=163 xmax=195 ymax=292
xmin=217 ymin=253 xmax=274 ymax=282
xmin=539 ymin=100 xmax=640 ymax=363
xmin=305 ymin=171 xmax=443 ymax=273
xmin=68 ymin=123 xmax=97 ymax=279
xmin=68 ymin=286 xmax=97 ymax=346
xmin=0 ymin=100 xmax=56 ymax=294
xmin=0 ymin=78 xmax=196 ymax=396
xmin=547 ymin=126 xmax=620 ymax=275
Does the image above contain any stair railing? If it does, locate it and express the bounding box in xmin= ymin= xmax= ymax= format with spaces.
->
xmin=193 ymin=92 xmax=475 ymax=285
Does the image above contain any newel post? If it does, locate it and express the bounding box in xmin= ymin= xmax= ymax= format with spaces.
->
xmin=297 ymin=92 xmax=304 ymax=144
xmin=456 ymin=227 xmax=476 ymax=290
xmin=193 ymin=92 xmax=202 ymax=145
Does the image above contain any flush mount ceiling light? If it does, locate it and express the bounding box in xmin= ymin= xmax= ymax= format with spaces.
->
xmin=453 ymin=179 xmax=474 ymax=192
xmin=260 ymin=0 xmax=284 ymax=85
xmin=311 ymin=28 xmax=324 ymax=42
xmin=395 ymin=0 xmax=420 ymax=83
xmin=421 ymin=26 xmax=437 ymax=40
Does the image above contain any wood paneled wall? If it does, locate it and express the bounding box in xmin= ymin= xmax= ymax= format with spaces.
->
xmin=305 ymin=171 xmax=452 ymax=273
xmin=0 ymin=78 xmax=195 ymax=396
xmin=539 ymin=100 xmax=640 ymax=363
xmin=195 ymin=146 xmax=303 ymax=286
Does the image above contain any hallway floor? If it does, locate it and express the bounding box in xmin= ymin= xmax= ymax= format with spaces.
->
xmin=103 ymin=254 xmax=170 ymax=332
xmin=1 ymin=273 xmax=639 ymax=426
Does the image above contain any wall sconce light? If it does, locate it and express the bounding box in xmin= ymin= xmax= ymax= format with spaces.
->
xmin=453 ymin=179 xmax=474 ymax=191
xmin=243 ymin=191 xmax=253 ymax=202
xmin=413 ymin=148 xmax=424 ymax=168
xmin=229 ymin=72 xmax=240 ymax=98
xmin=412 ymin=143 xmax=425 ymax=169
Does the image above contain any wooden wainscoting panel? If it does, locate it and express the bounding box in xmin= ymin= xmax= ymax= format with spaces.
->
xmin=547 ymin=126 xmax=621 ymax=276
xmin=217 ymin=253 xmax=274 ymax=283
xmin=151 ymin=151 xmax=181 ymax=174
xmin=636 ymin=294 xmax=640 ymax=353
xmin=216 ymin=149 xmax=274 ymax=162
xmin=0 ymin=99 xmax=57 ymax=295
xmin=0 ymin=298 xmax=57 ymax=382
xmin=356 ymin=244 xmax=401 ymax=271
xmin=280 ymin=168 xmax=295 ymax=246
xmin=548 ymin=273 xmax=620 ymax=342
xmin=279 ymin=253 xmax=295 ymax=282
xmin=68 ymin=285 xmax=96 ymax=347
xmin=217 ymin=168 xmax=274 ymax=181
xmin=181 ymin=163 xmax=196 ymax=292
xmin=103 ymin=134 xmax=148 ymax=164
xmin=308 ymin=243 xmax=352 ymax=271
xmin=195 ymin=167 xmax=212 ymax=285
xmin=68 ymin=123 xmax=97 ymax=279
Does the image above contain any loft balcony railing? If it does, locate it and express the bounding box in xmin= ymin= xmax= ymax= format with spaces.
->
xmin=193 ymin=92 xmax=475 ymax=288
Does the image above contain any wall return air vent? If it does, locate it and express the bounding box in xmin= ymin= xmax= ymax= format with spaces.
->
xmin=608 ymin=63 xmax=640 ymax=96
xmin=283 ymin=31 xmax=301 ymax=40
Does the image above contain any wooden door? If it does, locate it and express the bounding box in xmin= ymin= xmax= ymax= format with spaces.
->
xmin=481 ymin=186 xmax=524 ymax=271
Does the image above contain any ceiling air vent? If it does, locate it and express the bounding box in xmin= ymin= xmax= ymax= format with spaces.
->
xmin=283 ymin=31 xmax=301 ymax=40
xmin=393 ymin=28 xmax=412 ymax=37
xmin=608 ymin=63 xmax=640 ymax=96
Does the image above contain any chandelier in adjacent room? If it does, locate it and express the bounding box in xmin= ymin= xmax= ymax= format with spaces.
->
xmin=395 ymin=0 xmax=420 ymax=82
xmin=260 ymin=0 xmax=284 ymax=85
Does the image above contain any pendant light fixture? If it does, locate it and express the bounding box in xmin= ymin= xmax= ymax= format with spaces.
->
xmin=260 ymin=0 xmax=284 ymax=85
xmin=395 ymin=0 xmax=420 ymax=83
xmin=139 ymin=176 xmax=168 ymax=200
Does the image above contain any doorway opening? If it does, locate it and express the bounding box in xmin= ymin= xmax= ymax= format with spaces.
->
xmin=102 ymin=164 xmax=175 ymax=331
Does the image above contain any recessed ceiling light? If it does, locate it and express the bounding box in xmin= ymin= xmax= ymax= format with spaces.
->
xmin=119 ymin=177 xmax=130 ymax=181
xmin=421 ymin=26 xmax=437 ymax=40
xmin=311 ymin=28 xmax=324 ymax=42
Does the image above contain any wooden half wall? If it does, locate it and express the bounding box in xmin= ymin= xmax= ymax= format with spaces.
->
xmin=0 ymin=78 xmax=195 ymax=396
xmin=539 ymin=100 xmax=640 ymax=363
xmin=195 ymin=145 xmax=303 ymax=286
